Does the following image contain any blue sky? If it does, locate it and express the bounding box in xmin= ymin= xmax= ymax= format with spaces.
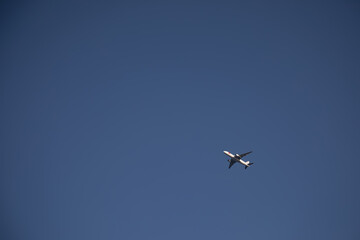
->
xmin=1 ymin=1 xmax=360 ymax=239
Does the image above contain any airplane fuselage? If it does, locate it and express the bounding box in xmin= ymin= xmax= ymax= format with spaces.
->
xmin=223 ymin=150 xmax=250 ymax=167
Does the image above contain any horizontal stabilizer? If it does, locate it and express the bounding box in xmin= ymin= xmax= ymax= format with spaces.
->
xmin=245 ymin=162 xmax=254 ymax=169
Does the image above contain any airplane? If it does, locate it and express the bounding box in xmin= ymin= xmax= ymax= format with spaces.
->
xmin=223 ymin=150 xmax=253 ymax=169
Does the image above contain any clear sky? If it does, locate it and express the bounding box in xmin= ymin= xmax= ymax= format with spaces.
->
xmin=1 ymin=0 xmax=360 ymax=239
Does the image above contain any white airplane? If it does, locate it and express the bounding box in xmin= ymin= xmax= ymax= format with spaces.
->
xmin=223 ymin=150 xmax=253 ymax=169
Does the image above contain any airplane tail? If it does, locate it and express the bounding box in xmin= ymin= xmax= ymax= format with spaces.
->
xmin=244 ymin=162 xmax=254 ymax=169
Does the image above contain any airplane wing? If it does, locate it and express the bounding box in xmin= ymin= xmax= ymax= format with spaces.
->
xmin=228 ymin=160 xmax=236 ymax=169
xmin=239 ymin=151 xmax=252 ymax=158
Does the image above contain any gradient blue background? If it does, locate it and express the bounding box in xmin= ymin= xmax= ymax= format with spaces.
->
xmin=1 ymin=1 xmax=360 ymax=239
